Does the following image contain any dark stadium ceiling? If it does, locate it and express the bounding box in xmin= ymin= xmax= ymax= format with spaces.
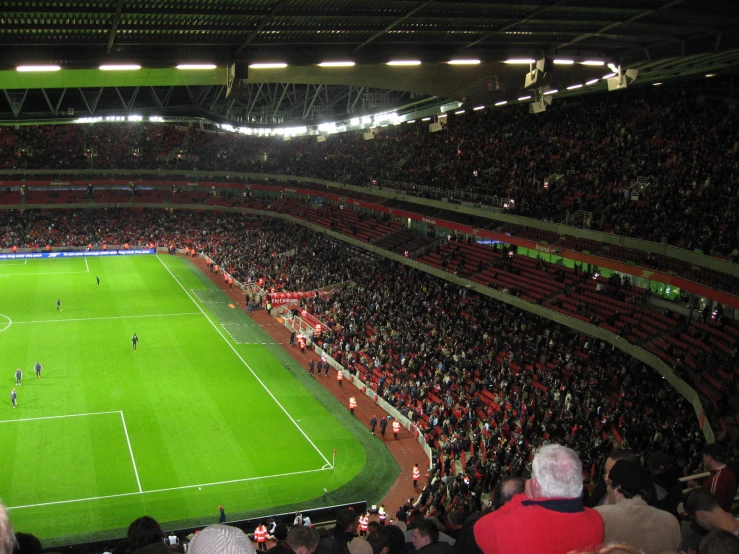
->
xmin=1 ymin=0 xmax=739 ymax=123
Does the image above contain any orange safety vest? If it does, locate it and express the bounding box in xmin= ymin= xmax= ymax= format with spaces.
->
xmin=337 ymin=370 xmax=344 ymax=381
xmin=359 ymin=515 xmax=369 ymax=531
xmin=255 ymin=525 xmax=267 ymax=543
xmin=393 ymin=421 xmax=401 ymax=433
xmin=349 ymin=397 xmax=357 ymax=409
xmin=413 ymin=466 xmax=420 ymax=480
xmin=299 ymin=338 xmax=306 ymax=348
xmin=12 ymin=245 xmax=17 ymax=253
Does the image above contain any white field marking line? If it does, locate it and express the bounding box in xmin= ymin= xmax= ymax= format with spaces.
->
xmin=0 ymin=271 xmax=89 ymax=276
xmin=0 ymin=410 xmax=120 ymax=424
xmin=118 ymin=411 xmax=142 ymax=492
xmin=12 ymin=312 xmax=200 ymax=325
xmin=7 ymin=466 xmax=331 ymax=510
xmin=85 ymin=257 xmax=89 ymax=273
xmin=157 ymin=256 xmax=332 ymax=467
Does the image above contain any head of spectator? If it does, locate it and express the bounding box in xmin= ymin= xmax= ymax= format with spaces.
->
xmin=699 ymin=530 xmax=739 ymax=554
xmin=366 ymin=526 xmax=391 ymax=554
xmin=703 ymin=443 xmax=729 ymax=470
xmin=493 ymin=476 xmax=525 ymax=509
xmin=347 ymin=537 xmax=372 ymax=554
xmin=0 ymin=503 xmax=15 ymax=554
xmin=126 ymin=516 xmax=166 ymax=552
xmin=646 ymin=451 xmax=670 ymax=476
xmin=383 ymin=524 xmax=405 ymax=554
xmin=188 ymin=524 xmax=256 ymax=554
xmin=273 ymin=523 xmax=289 ymax=541
xmin=12 ymin=532 xmax=42 ymax=554
xmin=528 ymin=444 xmax=583 ymax=499
xmin=685 ymin=489 xmax=739 ymax=535
xmin=606 ymin=460 xmax=654 ymax=504
xmin=285 ymin=525 xmax=320 ymax=554
xmin=411 ymin=520 xmax=440 ymax=551
xmin=335 ymin=509 xmax=359 ymax=535
xmin=604 ymin=450 xmax=637 ymax=481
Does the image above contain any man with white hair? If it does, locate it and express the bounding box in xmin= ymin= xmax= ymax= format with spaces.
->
xmin=0 ymin=503 xmax=16 ymax=554
xmin=472 ymin=444 xmax=604 ymax=554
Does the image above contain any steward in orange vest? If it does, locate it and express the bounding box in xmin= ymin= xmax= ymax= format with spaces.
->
xmin=359 ymin=513 xmax=369 ymax=537
xmin=413 ymin=463 xmax=421 ymax=487
xmin=337 ymin=369 xmax=344 ymax=386
xmin=349 ymin=396 xmax=357 ymax=415
xmin=393 ymin=420 xmax=401 ymax=438
xmin=254 ymin=523 xmax=268 ymax=551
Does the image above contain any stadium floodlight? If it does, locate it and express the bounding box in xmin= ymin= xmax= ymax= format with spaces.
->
xmin=606 ymin=64 xmax=639 ymax=91
xmin=705 ymin=73 xmax=716 ymax=78
xmin=518 ymin=95 xmax=532 ymax=101
xmin=387 ymin=60 xmax=421 ymax=66
xmin=505 ymin=59 xmax=535 ymax=64
xmin=580 ymin=60 xmax=605 ymax=66
xmin=542 ymin=89 xmax=558 ymax=95
xmin=529 ymin=88 xmax=554 ymax=114
xmin=494 ymin=100 xmax=507 ymax=106
xmin=318 ymin=61 xmax=355 ymax=67
xmin=553 ymin=59 xmax=574 ymax=65
xmin=100 ymin=64 xmax=141 ymax=70
xmin=566 ymin=84 xmax=583 ymax=90
xmin=602 ymin=72 xmax=617 ymax=79
xmin=607 ymin=62 xmax=619 ymax=73
xmin=455 ymin=110 xmax=465 ymax=115
xmin=653 ymin=82 xmax=663 ymax=86
xmin=176 ymin=64 xmax=217 ymax=70
xmin=421 ymin=117 xmax=431 ymax=121
xmin=16 ymin=65 xmax=61 ymax=72
xmin=524 ymin=57 xmax=551 ymax=90
xmin=473 ymin=105 xmax=485 ymax=110
xmin=447 ymin=59 xmax=481 ymax=65
xmin=586 ymin=79 xmax=599 ymax=85
xmin=249 ymin=63 xmax=288 ymax=69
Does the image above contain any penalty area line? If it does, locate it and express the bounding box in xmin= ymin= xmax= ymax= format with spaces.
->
xmin=7 ymin=466 xmax=333 ymax=510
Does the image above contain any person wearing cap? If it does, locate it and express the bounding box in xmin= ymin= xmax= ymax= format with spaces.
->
xmin=189 ymin=524 xmax=256 ymax=554
xmin=472 ymin=444 xmax=603 ymax=554
xmin=594 ymin=460 xmax=681 ymax=554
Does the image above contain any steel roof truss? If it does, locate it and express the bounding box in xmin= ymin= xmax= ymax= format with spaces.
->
xmin=41 ymin=88 xmax=67 ymax=116
xmin=115 ymin=86 xmax=140 ymax=113
xmin=3 ymin=90 xmax=28 ymax=118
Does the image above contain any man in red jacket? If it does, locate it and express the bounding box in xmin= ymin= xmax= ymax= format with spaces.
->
xmin=473 ymin=444 xmax=604 ymax=554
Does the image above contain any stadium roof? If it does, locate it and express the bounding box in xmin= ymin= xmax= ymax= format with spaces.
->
xmin=2 ymin=0 xmax=739 ymax=122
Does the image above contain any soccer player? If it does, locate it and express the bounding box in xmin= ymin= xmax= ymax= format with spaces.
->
xmin=15 ymin=368 xmax=22 ymax=386
xmin=34 ymin=361 xmax=42 ymax=378
xmin=96 ymin=276 xmax=100 ymax=286
xmin=11 ymin=388 xmax=16 ymax=408
xmin=132 ymin=333 xmax=139 ymax=350
xmin=56 ymin=299 xmax=61 ymax=311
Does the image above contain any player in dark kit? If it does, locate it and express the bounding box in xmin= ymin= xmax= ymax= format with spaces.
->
xmin=96 ymin=276 xmax=100 ymax=286
xmin=34 ymin=361 xmax=42 ymax=378
xmin=132 ymin=333 xmax=139 ymax=350
xmin=15 ymin=368 xmax=22 ymax=386
xmin=11 ymin=388 xmax=17 ymax=408
xmin=56 ymin=299 xmax=61 ymax=311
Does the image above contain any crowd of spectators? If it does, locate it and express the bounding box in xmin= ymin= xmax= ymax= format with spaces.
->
xmin=1 ymin=208 xmax=737 ymax=554
xmin=1 ymin=85 xmax=738 ymax=258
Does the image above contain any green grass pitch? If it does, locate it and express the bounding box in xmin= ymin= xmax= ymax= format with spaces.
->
xmin=0 ymin=254 xmax=397 ymax=546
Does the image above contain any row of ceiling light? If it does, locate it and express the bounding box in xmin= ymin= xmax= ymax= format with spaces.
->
xmin=14 ymin=58 xmax=615 ymax=72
